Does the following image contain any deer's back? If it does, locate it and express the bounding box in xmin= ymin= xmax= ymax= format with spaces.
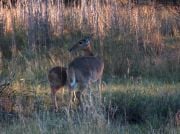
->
xmin=69 ymin=56 xmax=104 ymax=82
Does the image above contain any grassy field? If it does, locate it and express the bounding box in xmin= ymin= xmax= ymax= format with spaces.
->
xmin=0 ymin=0 xmax=180 ymax=133
xmin=0 ymin=79 xmax=179 ymax=134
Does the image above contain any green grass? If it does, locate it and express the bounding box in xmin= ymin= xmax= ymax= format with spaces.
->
xmin=0 ymin=79 xmax=179 ymax=134
xmin=0 ymin=2 xmax=179 ymax=133
xmin=0 ymin=118 xmax=179 ymax=134
xmin=103 ymin=80 xmax=180 ymax=124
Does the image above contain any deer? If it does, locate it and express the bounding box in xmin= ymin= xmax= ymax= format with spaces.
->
xmin=48 ymin=37 xmax=94 ymax=111
xmin=68 ymin=37 xmax=94 ymax=57
xmin=67 ymin=36 xmax=104 ymax=110
xmin=48 ymin=66 xmax=67 ymax=111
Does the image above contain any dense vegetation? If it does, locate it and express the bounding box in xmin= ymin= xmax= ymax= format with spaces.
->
xmin=0 ymin=0 xmax=179 ymax=133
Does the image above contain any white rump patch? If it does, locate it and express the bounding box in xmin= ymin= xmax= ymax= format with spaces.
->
xmin=70 ymin=77 xmax=77 ymax=89
xmin=70 ymin=79 xmax=76 ymax=87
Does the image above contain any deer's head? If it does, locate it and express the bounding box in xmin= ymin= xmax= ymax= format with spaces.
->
xmin=69 ymin=36 xmax=92 ymax=53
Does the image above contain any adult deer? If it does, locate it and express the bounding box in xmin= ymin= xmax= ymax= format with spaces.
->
xmin=67 ymin=37 xmax=104 ymax=110
xmin=68 ymin=37 xmax=94 ymax=57
xmin=48 ymin=37 xmax=94 ymax=111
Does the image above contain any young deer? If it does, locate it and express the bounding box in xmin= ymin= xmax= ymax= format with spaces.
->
xmin=48 ymin=66 xmax=67 ymax=111
xmin=67 ymin=37 xmax=104 ymax=109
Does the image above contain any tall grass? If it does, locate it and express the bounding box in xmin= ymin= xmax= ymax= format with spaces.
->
xmin=0 ymin=1 xmax=179 ymax=133
xmin=0 ymin=0 xmax=179 ymax=81
xmin=0 ymin=80 xmax=180 ymax=133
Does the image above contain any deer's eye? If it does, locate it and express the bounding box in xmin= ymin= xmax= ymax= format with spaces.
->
xmin=79 ymin=41 xmax=82 ymax=44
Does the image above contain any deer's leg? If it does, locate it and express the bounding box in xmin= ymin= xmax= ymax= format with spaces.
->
xmin=61 ymin=87 xmax=65 ymax=103
xmin=87 ymin=85 xmax=92 ymax=106
xmin=75 ymin=86 xmax=86 ymax=113
xmin=71 ymin=91 xmax=76 ymax=102
xmin=76 ymin=91 xmax=82 ymax=107
xmin=97 ymin=79 xmax=102 ymax=102
xmin=51 ymin=88 xmax=58 ymax=112
xmin=68 ymin=90 xmax=73 ymax=111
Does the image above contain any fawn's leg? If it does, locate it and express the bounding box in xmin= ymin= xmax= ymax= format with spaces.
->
xmin=51 ymin=88 xmax=58 ymax=112
xmin=61 ymin=87 xmax=65 ymax=103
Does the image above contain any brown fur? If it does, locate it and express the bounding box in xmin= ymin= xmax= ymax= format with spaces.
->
xmin=48 ymin=66 xmax=67 ymax=111
xmin=48 ymin=37 xmax=92 ymax=111
xmin=67 ymin=37 xmax=104 ymax=109
xmin=0 ymin=97 xmax=13 ymax=113
xmin=68 ymin=56 xmax=104 ymax=90
xmin=69 ymin=36 xmax=94 ymax=56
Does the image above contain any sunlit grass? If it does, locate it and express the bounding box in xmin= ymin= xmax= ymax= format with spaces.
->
xmin=0 ymin=110 xmax=179 ymax=134
xmin=0 ymin=1 xmax=179 ymax=133
xmin=106 ymin=80 xmax=180 ymax=95
xmin=0 ymin=74 xmax=180 ymax=133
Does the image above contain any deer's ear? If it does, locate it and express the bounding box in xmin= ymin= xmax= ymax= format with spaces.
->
xmin=85 ymin=39 xmax=90 ymax=45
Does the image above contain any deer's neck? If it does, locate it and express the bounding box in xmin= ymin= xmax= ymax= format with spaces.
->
xmin=84 ymin=49 xmax=94 ymax=56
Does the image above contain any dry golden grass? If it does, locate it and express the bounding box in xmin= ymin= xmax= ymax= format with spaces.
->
xmin=0 ymin=1 xmax=179 ymax=133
